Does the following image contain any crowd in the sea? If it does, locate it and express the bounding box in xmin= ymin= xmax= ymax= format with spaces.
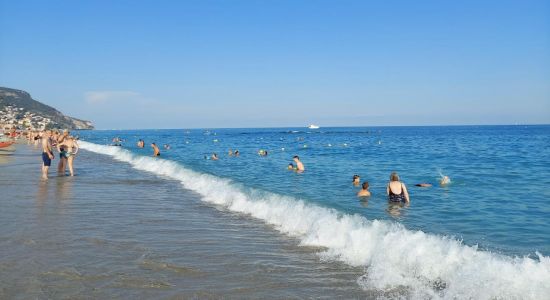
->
xmin=120 ymin=134 xmax=451 ymax=206
xmin=4 ymin=127 xmax=452 ymax=203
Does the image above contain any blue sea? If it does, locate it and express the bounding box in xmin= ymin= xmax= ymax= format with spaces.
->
xmin=76 ymin=125 xmax=550 ymax=298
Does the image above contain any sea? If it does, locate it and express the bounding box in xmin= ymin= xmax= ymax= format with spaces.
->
xmin=2 ymin=125 xmax=548 ymax=299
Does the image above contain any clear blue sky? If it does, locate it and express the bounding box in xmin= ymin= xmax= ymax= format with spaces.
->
xmin=1 ymin=0 xmax=549 ymax=129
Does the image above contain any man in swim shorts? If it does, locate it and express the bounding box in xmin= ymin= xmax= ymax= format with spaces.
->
xmin=41 ymin=130 xmax=54 ymax=180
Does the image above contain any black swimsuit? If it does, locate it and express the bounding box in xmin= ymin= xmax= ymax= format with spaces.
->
xmin=389 ymin=183 xmax=406 ymax=202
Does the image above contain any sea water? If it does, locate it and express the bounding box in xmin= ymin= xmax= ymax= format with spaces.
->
xmin=76 ymin=125 xmax=550 ymax=299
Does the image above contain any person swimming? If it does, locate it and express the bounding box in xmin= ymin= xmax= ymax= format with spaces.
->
xmin=352 ymin=174 xmax=360 ymax=186
xmin=357 ymin=181 xmax=371 ymax=197
xmin=440 ymin=175 xmax=451 ymax=185
xmin=288 ymin=163 xmax=295 ymax=170
xmin=211 ymin=153 xmax=219 ymax=160
xmin=163 ymin=144 xmax=171 ymax=150
xmin=387 ymin=172 xmax=410 ymax=203
xmin=137 ymin=139 xmax=144 ymax=148
xmin=415 ymin=183 xmax=433 ymax=187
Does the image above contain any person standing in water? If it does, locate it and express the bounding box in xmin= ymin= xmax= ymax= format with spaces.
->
xmin=387 ymin=172 xmax=410 ymax=203
xmin=151 ymin=143 xmax=160 ymax=157
xmin=137 ymin=139 xmax=144 ymax=148
xmin=41 ymin=130 xmax=54 ymax=180
xmin=64 ymin=136 xmax=79 ymax=176
xmin=293 ymin=156 xmax=305 ymax=172
xmin=357 ymin=181 xmax=371 ymax=197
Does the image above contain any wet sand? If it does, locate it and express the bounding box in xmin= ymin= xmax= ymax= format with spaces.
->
xmin=0 ymin=143 xmax=368 ymax=299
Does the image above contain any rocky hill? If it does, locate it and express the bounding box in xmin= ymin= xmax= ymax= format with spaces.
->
xmin=0 ymin=87 xmax=94 ymax=130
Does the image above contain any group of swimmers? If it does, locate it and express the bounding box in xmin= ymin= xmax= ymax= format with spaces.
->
xmin=34 ymin=129 xmax=79 ymax=180
xmin=135 ymin=139 xmax=170 ymax=157
xmin=353 ymin=172 xmax=451 ymax=203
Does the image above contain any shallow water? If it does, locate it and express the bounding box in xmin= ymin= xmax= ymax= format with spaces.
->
xmin=78 ymin=125 xmax=550 ymax=256
xmin=0 ymin=145 xmax=368 ymax=299
xmin=71 ymin=125 xmax=550 ymax=299
xmin=3 ymin=125 xmax=550 ymax=299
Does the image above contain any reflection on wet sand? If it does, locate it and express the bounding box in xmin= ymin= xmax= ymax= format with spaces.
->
xmin=36 ymin=180 xmax=49 ymax=205
xmin=55 ymin=177 xmax=73 ymax=203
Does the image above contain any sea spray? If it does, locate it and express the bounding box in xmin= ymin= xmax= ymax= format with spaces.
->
xmin=80 ymin=141 xmax=550 ymax=299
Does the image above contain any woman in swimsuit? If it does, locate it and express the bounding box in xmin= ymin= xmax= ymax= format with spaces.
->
xmin=386 ymin=172 xmax=410 ymax=203
xmin=64 ymin=136 xmax=79 ymax=176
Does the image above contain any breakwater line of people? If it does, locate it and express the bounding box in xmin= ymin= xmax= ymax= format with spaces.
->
xmin=79 ymin=140 xmax=550 ymax=299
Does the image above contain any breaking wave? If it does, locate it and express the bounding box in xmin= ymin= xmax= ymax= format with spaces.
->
xmin=80 ymin=141 xmax=550 ymax=299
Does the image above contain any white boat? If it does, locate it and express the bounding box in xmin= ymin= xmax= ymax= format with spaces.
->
xmin=308 ymin=124 xmax=320 ymax=129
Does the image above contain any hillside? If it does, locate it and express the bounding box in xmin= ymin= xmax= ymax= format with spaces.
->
xmin=0 ymin=87 xmax=94 ymax=130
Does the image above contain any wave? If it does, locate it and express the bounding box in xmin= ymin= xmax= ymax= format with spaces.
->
xmin=79 ymin=141 xmax=550 ymax=299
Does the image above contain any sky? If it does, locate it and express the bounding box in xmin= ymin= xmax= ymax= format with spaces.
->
xmin=0 ymin=0 xmax=549 ymax=129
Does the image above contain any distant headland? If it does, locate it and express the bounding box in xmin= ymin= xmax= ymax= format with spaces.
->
xmin=0 ymin=87 xmax=94 ymax=131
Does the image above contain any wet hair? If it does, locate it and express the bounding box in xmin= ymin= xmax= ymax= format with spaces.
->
xmin=390 ymin=172 xmax=400 ymax=182
xmin=151 ymin=143 xmax=156 ymax=146
xmin=293 ymin=155 xmax=299 ymax=159
xmin=353 ymin=174 xmax=360 ymax=180
xmin=362 ymin=181 xmax=369 ymax=189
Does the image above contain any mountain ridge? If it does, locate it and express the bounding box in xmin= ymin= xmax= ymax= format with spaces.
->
xmin=0 ymin=87 xmax=94 ymax=130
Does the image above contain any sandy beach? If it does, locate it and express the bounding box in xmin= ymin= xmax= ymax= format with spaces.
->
xmin=0 ymin=143 xmax=367 ymax=299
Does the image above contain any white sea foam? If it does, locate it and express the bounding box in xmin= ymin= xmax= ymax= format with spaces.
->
xmin=80 ymin=141 xmax=550 ymax=299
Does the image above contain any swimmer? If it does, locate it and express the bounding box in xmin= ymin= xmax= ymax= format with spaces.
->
xmin=415 ymin=183 xmax=433 ymax=187
xmin=211 ymin=153 xmax=219 ymax=160
xmin=234 ymin=150 xmax=240 ymax=157
xmin=293 ymin=155 xmax=305 ymax=172
xmin=163 ymin=144 xmax=171 ymax=150
xmin=151 ymin=143 xmax=160 ymax=157
xmin=137 ymin=139 xmax=144 ymax=148
xmin=288 ymin=163 xmax=295 ymax=170
xmin=352 ymin=175 xmax=360 ymax=186
xmin=440 ymin=175 xmax=451 ymax=185
xmin=357 ymin=181 xmax=371 ymax=197
xmin=228 ymin=149 xmax=233 ymax=156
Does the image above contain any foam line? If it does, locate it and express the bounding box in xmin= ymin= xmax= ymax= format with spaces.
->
xmin=80 ymin=141 xmax=550 ymax=299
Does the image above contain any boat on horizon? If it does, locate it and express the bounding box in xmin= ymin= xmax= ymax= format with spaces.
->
xmin=308 ymin=124 xmax=320 ymax=129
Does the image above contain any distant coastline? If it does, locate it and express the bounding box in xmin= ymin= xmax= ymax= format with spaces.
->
xmin=0 ymin=87 xmax=94 ymax=131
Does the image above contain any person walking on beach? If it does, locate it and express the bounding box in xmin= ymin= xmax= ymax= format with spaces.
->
xmin=151 ymin=143 xmax=160 ymax=156
xmin=387 ymin=172 xmax=410 ymax=203
xmin=41 ymin=131 xmax=54 ymax=180
xmin=293 ymin=156 xmax=305 ymax=172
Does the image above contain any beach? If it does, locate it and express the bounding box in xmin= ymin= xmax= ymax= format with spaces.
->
xmin=2 ymin=125 xmax=550 ymax=299
xmin=0 ymin=142 xmax=367 ymax=299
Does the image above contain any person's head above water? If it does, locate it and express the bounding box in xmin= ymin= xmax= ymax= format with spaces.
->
xmin=353 ymin=174 xmax=360 ymax=183
xmin=390 ymin=172 xmax=400 ymax=182
xmin=293 ymin=155 xmax=299 ymax=160
xmin=362 ymin=181 xmax=369 ymax=190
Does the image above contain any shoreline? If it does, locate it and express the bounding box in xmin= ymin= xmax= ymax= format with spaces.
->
xmin=0 ymin=143 xmax=366 ymax=299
